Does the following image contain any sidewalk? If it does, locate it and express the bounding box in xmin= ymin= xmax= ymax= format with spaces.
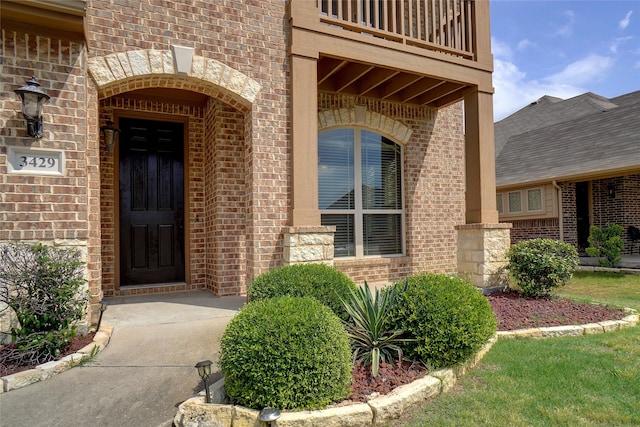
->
xmin=0 ymin=290 xmax=245 ymax=427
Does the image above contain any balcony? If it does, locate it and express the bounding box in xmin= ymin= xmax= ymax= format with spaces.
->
xmin=290 ymin=0 xmax=493 ymax=108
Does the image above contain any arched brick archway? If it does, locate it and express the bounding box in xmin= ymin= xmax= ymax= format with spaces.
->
xmin=90 ymin=49 xmax=261 ymax=297
xmin=88 ymin=48 xmax=261 ymax=108
xmin=318 ymin=106 xmax=413 ymax=144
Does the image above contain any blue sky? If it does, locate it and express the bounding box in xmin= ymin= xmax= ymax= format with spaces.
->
xmin=491 ymin=0 xmax=640 ymax=120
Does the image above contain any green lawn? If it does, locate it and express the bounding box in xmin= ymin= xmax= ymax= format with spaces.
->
xmin=395 ymin=271 xmax=640 ymax=427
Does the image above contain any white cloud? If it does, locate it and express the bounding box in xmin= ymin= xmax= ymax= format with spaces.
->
xmin=492 ymin=54 xmax=614 ymax=120
xmin=491 ymin=37 xmax=513 ymax=60
xmin=517 ymin=38 xmax=536 ymax=51
xmin=619 ymin=10 xmax=633 ymax=31
xmin=609 ymin=36 xmax=633 ymax=54
xmin=553 ymin=10 xmax=576 ymax=37
xmin=544 ymin=54 xmax=614 ymax=86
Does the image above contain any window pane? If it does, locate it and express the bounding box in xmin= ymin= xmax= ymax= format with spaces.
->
xmin=508 ymin=192 xmax=522 ymax=213
xmin=319 ymin=129 xmax=355 ymax=210
xmin=496 ymin=193 xmax=503 ymax=214
xmin=361 ymin=131 xmax=401 ymax=210
xmin=363 ymin=214 xmax=402 ymax=256
xmin=527 ymin=189 xmax=542 ymax=211
xmin=321 ymin=214 xmax=355 ymax=257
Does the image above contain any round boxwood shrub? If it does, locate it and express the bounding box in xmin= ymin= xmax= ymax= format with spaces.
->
xmin=247 ymin=264 xmax=357 ymax=320
xmin=387 ymin=274 xmax=497 ymax=369
xmin=507 ymin=238 xmax=579 ymax=297
xmin=218 ymin=296 xmax=352 ymax=410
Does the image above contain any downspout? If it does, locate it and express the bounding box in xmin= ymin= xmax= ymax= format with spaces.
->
xmin=552 ymin=181 xmax=563 ymax=241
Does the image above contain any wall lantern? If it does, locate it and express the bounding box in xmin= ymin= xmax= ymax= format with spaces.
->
xmin=100 ymin=119 xmax=121 ymax=154
xmin=14 ymin=76 xmax=51 ymax=139
xmin=608 ymin=184 xmax=616 ymax=199
xmin=195 ymin=360 xmax=213 ymax=403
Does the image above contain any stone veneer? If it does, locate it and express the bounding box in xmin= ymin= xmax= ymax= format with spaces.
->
xmin=283 ymin=226 xmax=335 ymax=266
xmin=456 ymin=223 xmax=512 ymax=289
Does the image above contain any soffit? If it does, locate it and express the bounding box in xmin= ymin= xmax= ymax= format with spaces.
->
xmin=318 ymin=54 xmax=469 ymax=109
xmin=1 ymin=0 xmax=86 ymax=42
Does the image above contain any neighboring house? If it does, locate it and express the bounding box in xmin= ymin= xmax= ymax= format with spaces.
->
xmin=495 ymin=90 xmax=640 ymax=254
xmin=1 ymin=0 xmax=507 ymax=325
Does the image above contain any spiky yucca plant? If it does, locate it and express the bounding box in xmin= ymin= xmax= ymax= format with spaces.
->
xmin=341 ymin=283 xmax=410 ymax=377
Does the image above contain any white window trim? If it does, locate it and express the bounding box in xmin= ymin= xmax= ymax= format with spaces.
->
xmin=320 ymin=127 xmax=405 ymax=258
xmin=496 ymin=192 xmax=504 ymax=214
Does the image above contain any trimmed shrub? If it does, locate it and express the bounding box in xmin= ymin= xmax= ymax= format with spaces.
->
xmin=507 ymin=238 xmax=579 ymax=297
xmin=219 ymin=296 xmax=352 ymax=410
xmin=0 ymin=243 xmax=89 ymax=366
xmin=387 ymin=274 xmax=497 ymax=369
xmin=247 ymin=264 xmax=357 ymax=320
xmin=586 ymin=224 xmax=624 ymax=267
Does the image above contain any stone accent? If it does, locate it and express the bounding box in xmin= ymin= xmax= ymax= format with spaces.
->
xmin=456 ymin=223 xmax=511 ymax=289
xmin=283 ymin=226 xmax=335 ymax=266
xmin=318 ymin=106 xmax=413 ymax=143
xmin=368 ymin=375 xmax=441 ymax=425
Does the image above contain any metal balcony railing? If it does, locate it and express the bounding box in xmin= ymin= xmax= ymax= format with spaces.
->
xmin=316 ymin=0 xmax=476 ymax=59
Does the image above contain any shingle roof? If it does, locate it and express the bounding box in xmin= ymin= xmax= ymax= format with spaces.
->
xmin=495 ymin=90 xmax=640 ymax=187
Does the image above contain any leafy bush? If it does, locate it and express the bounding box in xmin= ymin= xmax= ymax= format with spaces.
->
xmin=0 ymin=243 xmax=89 ymax=366
xmin=247 ymin=264 xmax=357 ymax=320
xmin=507 ymin=238 xmax=579 ymax=297
xmin=341 ymin=282 xmax=411 ymax=378
xmin=586 ymin=224 xmax=624 ymax=267
xmin=219 ymin=296 xmax=352 ymax=410
xmin=386 ymin=274 xmax=497 ymax=369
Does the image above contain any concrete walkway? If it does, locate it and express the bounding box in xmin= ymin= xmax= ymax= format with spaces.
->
xmin=0 ymin=290 xmax=245 ymax=427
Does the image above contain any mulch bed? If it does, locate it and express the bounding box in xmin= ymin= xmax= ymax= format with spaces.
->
xmin=0 ymin=332 xmax=95 ymax=377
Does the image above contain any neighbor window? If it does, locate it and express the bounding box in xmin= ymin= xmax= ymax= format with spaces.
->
xmin=319 ymin=129 xmax=403 ymax=258
xmin=508 ymin=191 xmax=522 ymax=213
xmin=527 ymin=188 xmax=543 ymax=211
xmin=496 ymin=193 xmax=504 ymax=214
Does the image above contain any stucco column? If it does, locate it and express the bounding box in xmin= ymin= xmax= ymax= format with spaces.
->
xmin=291 ymin=54 xmax=320 ymax=226
xmin=463 ymin=88 xmax=499 ymax=224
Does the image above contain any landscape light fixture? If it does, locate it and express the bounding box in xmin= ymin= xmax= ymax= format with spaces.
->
xmin=14 ymin=76 xmax=50 ymax=139
xmin=195 ymin=360 xmax=213 ymax=403
xmin=259 ymin=407 xmax=281 ymax=426
xmin=100 ymin=119 xmax=120 ymax=154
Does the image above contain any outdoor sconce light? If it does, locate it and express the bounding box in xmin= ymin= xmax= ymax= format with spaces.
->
xmin=259 ymin=407 xmax=281 ymax=426
xmin=100 ymin=119 xmax=120 ymax=154
xmin=96 ymin=300 xmax=109 ymax=332
xmin=608 ymin=184 xmax=616 ymax=198
xmin=195 ymin=360 xmax=213 ymax=403
xmin=14 ymin=76 xmax=51 ymax=139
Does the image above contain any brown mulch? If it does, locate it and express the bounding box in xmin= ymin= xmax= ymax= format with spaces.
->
xmin=347 ymin=292 xmax=629 ymax=401
xmin=0 ymin=332 xmax=95 ymax=377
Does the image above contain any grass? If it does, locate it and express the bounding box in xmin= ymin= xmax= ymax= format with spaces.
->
xmin=558 ymin=271 xmax=640 ymax=311
xmin=394 ymin=271 xmax=640 ymax=427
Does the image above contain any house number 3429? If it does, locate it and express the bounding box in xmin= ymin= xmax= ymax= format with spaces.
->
xmin=18 ymin=155 xmax=57 ymax=168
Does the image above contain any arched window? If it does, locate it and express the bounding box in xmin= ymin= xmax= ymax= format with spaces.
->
xmin=319 ymin=128 xmax=404 ymax=258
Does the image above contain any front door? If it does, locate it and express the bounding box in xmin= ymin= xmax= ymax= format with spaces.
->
xmin=576 ymin=181 xmax=591 ymax=253
xmin=119 ymin=118 xmax=185 ymax=285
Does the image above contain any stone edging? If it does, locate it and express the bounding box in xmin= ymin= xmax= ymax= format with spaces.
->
xmin=174 ymin=309 xmax=639 ymax=427
xmin=0 ymin=326 xmax=113 ymax=393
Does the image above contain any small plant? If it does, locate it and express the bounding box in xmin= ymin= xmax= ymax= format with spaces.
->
xmin=0 ymin=243 xmax=89 ymax=367
xmin=218 ymin=296 xmax=352 ymax=410
xmin=341 ymin=282 xmax=411 ymax=378
xmin=387 ymin=274 xmax=497 ymax=369
xmin=585 ymin=224 xmax=624 ymax=267
xmin=507 ymin=238 xmax=580 ymax=297
xmin=247 ymin=263 xmax=357 ymax=320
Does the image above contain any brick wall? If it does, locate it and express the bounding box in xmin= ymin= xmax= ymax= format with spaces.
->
xmin=592 ymin=174 xmax=640 ymax=255
xmin=0 ymin=30 xmax=102 ymax=305
xmin=561 ymin=182 xmax=578 ymax=247
xmin=319 ymin=94 xmax=465 ymax=285
xmin=508 ymin=218 xmax=560 ymax=244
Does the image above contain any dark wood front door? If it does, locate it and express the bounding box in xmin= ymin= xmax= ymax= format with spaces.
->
xmin=119 ymin=118 xmax=185 ymax=285
xmin=576 ymin=181 xmax=591 ymax=253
